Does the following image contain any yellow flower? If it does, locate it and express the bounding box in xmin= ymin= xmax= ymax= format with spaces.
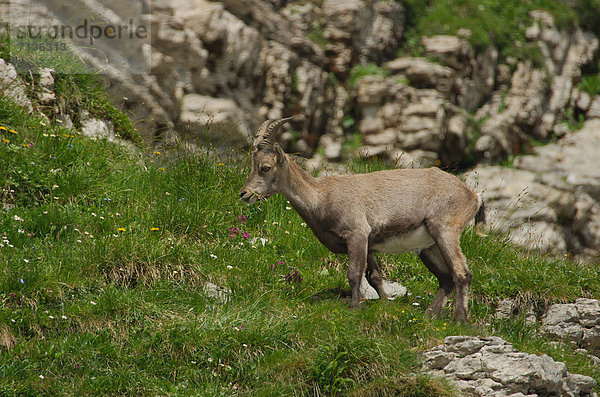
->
xmin=218 ymin=163 xmax=224 ymax=166
xmin=9 ymin=129 xmax=17 ymax=134
xmin=0 ymin=126 xmax=6 ymax=131
xmin=117 ymin=227 xmax=126 ymax=232
xmin=153 ymin=151 xmax=161 ymax=155
xmin=158 ymin=168 xmax=165 ymax=172
xmin=150 ymin=227 xmax=159 ymax=231
xmin=3 ymin=139 xmax=9 ymax=144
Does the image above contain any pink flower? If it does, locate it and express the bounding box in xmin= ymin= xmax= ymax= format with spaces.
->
xmin=228 ymin=226 xmax=240 ymax=238
xmin=238 ymin=215 xmax=247 ymax=223
xmin=242 ymin=231 xmax=250 ymax=240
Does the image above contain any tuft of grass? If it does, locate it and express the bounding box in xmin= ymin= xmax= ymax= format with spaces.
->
xmin=348 ymin=63 xmax=389 ymax=88
xmin=578 ymin=74 xmax=600 ymax=96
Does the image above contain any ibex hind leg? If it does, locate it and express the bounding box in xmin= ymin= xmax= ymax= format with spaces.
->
xmin=424 ymin=220 xmax=472 ymax=322
xmin=419 ymin=245 xmax=454 ymax=317
xmin=366 ymin=253 xmax=387 ymax=300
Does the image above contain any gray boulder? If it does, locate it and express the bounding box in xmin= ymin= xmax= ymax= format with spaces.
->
xmin=424 ymin=336 xmax=597 ymax=396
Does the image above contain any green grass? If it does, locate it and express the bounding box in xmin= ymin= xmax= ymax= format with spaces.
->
xmin=0 ymin=32 xmax=140 ymax=144
xmin=348 ymin=63 xmax=389 ymax=88
xmin=1 ymin=88 xmax=600 ymax=395
xmin=400 ymin=0 xmax=590 ymax=65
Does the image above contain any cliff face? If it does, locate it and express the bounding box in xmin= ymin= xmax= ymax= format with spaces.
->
xmin=3 ymin=0 xmax=600 ymax=259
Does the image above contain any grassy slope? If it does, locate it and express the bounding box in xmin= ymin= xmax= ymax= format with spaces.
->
xmin=1 ymin=1 xmax=600 ymax=393
xmin=1 ymin=91 xmax=600 ymax=396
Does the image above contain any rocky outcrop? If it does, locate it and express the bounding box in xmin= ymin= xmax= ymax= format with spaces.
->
xmin=473 ymin=11 xmax=598 ymax=163
xmin=542 ymin=299 xmax=600 ymax=354
xmin=0 ymin=58 xmax=33 ymax=112
xmin=352 ymin=73 xmax=471 ymax=167
xmin=465 ymin=118 xmax=600 ymax=257
xmin=424 ymin=335 xmax=598 ymax=397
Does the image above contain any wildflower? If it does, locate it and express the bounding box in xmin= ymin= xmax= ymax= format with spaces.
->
xmin=228 ymin=226 xmax=239 ymax=238
xmin=90 ymin=301 xmax=97 ymax=305
xmin=210 ymin=254 xmax=217 ymax=259
xmin=0 ymin=126 xmax=5 ymax=131
xmin=227 ymin=265 xmax=233 ymax=270
xmin=61 ymin=315 xmax=67 ymax=320
xmin=39 ymin=375 xmax=44 ymax=379
xmin=153 ymin=151 xmax=161 ymax=155
xmin=23 ymin=259 xmax=29 ymax=263
xmin=218 ymin=163 xmax=224 ymax=166
xmin=238 ymin=215 xmax=247 ymax=223
xmin=286 ymin=206 xmax=291 ymax=210
xmin=117 ymin=227 xmax=126 ymax=232
xmin=242 ymin=231 xmax=250 ymax=240
xmin=19 ymin=279 xmax=24 ymax=284
xmin=158 ymin=167 xmax=165 ymax=171
xmin=3 ymin=139 xmax=9 ymax=144
xmin=9 ymin=293 xmax=15 ymax=298
xmin=165 ymin=192 xmax=170 ymax=195
xmin=412 ymin=302 xmax=420 ymax=306
xmin=284 ymin=269 xmax=302 ymax=284
xmin=150 ymin=227 xmax=159 ymax=231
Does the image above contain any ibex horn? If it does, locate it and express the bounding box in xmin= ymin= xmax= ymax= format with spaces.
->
xmin=254 ymin=116 xmax=293 ymax=149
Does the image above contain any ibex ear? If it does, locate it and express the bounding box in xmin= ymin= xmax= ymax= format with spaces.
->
xmin=274 ymin=143 xmax=286 ymax=163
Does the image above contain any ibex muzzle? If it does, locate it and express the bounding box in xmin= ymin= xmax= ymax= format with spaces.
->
xmin=240 ymin=117 xmax=486 ymax=321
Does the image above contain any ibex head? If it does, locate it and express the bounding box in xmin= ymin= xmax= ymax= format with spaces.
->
xmin=239 ymin=117 xmax=293 ymax=204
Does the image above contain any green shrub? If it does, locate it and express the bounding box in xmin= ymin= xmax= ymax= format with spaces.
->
xmin=348 ymin=63 xmax=389 ymax=88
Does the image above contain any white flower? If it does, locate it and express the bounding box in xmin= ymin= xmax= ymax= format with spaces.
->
xmin=227 ymin=265 xmax=233 ymax=270
xmin=39 ymin=375 xmax=44 ymax=379
xmin=90 ymin=301 xmax=97 ymax=305
xmin=210 ymin=254 xmax=217 ymax=259
xmin=23 ymin=259 xmax=29 ymax=263
xmin=61 ymin=315 xmax=67 ymax=320
xmin=412 ymin=302 xmax=420 ymax=306
xmin=13 ymin=215 xmax=23 ymax=222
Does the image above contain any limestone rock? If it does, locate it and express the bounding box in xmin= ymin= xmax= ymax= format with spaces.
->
xmin=542 ymin=298 xmax=600 ymax=353
xmin=0 ymin=59 xmax=33 ymax=112
xmin=423 ymin=336 xmax=597 ymax=397
xmin=386 ymin=57 xmax=457 ymax=97
xmin=179 ymin=94 xmax=250 ymax=146
xmin=37 ymin=68 xmax=56 ymax=105
xmin=360 ymin=276 xmax=407 ymax=300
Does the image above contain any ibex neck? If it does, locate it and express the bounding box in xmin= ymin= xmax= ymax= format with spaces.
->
xmin=281 ymin=157 xmax=321 ymax=211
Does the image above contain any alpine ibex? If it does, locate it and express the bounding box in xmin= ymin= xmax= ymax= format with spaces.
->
xmin=239 ymin=118 xmax=486 ymax=321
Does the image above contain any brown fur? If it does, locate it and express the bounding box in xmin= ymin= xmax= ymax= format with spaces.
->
xmin=240 ymin=119 xmax=485 ymax=321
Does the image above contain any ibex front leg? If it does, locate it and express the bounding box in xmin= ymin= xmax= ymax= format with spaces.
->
xmin=346 ymin=235 xmax=369 ymax=308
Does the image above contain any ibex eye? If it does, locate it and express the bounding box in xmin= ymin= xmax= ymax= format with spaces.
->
xmin=260 ymin=165 xmax=271 ymax=173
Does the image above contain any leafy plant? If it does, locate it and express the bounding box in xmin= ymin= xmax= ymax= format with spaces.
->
xmin=348 ymin=63 xmax=389 ymax=88
xmin=578 ymin=74 xmax=600 ymax=96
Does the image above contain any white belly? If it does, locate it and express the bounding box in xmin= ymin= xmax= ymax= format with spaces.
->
xmin=371 ymin=225 xmax=435 ymax=253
